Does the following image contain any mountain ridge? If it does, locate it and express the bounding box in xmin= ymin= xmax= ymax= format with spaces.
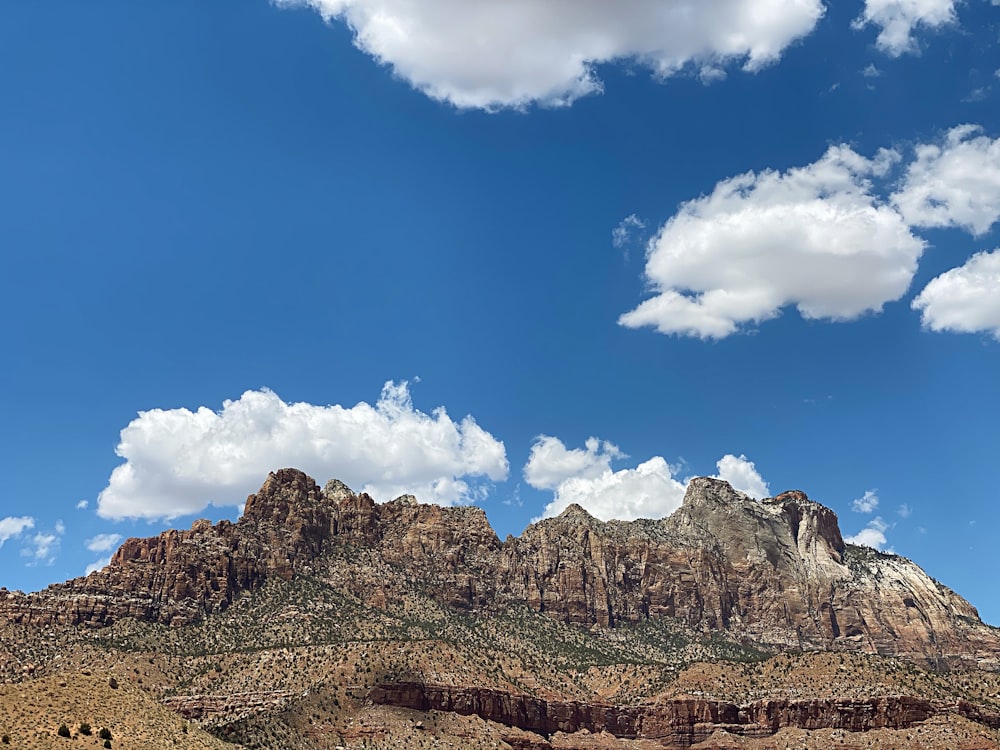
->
xmin=2 ymin=468 xmax=996 ymax=670
xmin=3 ymin=468 xmax=1000 ymax=749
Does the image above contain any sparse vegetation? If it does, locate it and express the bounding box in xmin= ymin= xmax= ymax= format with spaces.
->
xmin=2 ymin=483 xmax=1000 ymax=750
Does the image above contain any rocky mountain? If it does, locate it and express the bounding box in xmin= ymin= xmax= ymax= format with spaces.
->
xmin=4 ymin=469 xmax=995 ymax=668
xmin=2 ymin=469 xmax=999 ymax=750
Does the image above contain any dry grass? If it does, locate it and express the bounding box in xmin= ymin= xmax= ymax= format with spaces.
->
xmin=4 ymin=565 xmax=1000 ymax=750
xmin=661 ymin=650 xmax=1000 ymax=708
xmin=0 ymin=672 xmax=235 ymax=750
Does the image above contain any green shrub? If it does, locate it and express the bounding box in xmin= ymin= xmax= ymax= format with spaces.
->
xmin=57 ymin=724 xmax=71 ymax=738
xmin=79 ymin=722 xmax=92 ymax=736
xmin=99 ymin=727 xmax=113 ymax=741
xmin=2 ymin=734 xmax=10 ymax=744
xmin=103 ymin=740 xmax=112 ymax=749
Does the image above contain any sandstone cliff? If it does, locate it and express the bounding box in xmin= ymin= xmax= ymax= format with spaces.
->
xmin=1 ymin=469 xmax=997 ymax=670
xmin=370 ymin=681 xmax=1000 ymax=748
xmin=498 ymin=478 xmax=998 ymax=668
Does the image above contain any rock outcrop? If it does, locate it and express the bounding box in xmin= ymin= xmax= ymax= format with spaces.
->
xmin=370 ymin=682 xmax=1000 ymax=748
xmin=497 ymin=478 xmax=998 ymax=668
xmin=2 ymin=469 xmax=998 ymax=670
xmin=162 ymin=690 xmax=294 ymax=722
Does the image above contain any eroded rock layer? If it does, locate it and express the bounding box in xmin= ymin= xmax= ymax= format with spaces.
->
xmin=370 ymin=682 xmax=1000 ymax=748
xmin=2 ymin=469 xmax=998 ymax=670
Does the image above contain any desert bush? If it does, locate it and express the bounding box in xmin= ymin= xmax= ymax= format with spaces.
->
xmin=1 ymin=734 xmax=10 ymax=744
xmin=103 ymin=740 xmax=111 ymax=749
xmin=79 ymin=722 xmax=92 ymax=736
xmin=57 ymin=724 xmax=71 ymax=738
xmin=99 ymin=727 xmax=113 ymax=740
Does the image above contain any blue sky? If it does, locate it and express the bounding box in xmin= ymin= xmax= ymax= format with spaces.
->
xmin=2 ymin=0 xmax=999 ymax=624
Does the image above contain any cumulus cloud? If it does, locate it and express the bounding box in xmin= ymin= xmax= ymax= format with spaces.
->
xmin=852 ymin=489 xmax=880 ymax=513
xmin=86 ymin=533 xmax=123 ymax=553
xmin=853 ymin=0 xmax=958 ymax=56
xmin=892 ymin=126 xmax=1000 ymax=236
xmin=277 ymin=0 xmax=824 ymax=109
xmin=524 ymin=436 xmax=623 ymax=490
xmin=0 ymin=516 xmax=34 ymax=546
xmin=97 ymin=381 xmax=509 ymax=521
xmin=75 ymin=499 xmax=88 ymax=510
xmin=527 ymin=437 xmax=769 ymax=521
xmin=619 ymin=145 xmax=924 ymax=338
xmin=714 ymin=454 xmax=769 ymax=498
xmin=912 ymin=249 xmax=1000 ymax=338
xmin=845 ymin=516 xmax=890 ymax=550
xmin=537 ymin=456 xmax=688 ymax=522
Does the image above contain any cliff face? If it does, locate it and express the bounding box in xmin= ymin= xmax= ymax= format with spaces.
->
xmin=369 ymin=681 xmax=1000 ymax=748
xmin=497 ymin=477 xmax=997 ymax=669
xmin=1 ymin=469 xmax=997 ymax=670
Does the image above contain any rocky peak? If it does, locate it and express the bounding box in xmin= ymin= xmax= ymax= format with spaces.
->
xmin=3 ymin=469 xmax=999 ymax=670
xmin=772 ymin=489 xmax=809 ymax=503
xmin=240 ymin=468 xmax=326 ymax=528
xmin=322 ymin=478 xmax=356 ymax=503
xmin=555 ymin=503 xmax=600 ymax=525
xmin=682 ymin=476 xmax=750 ymax=506
xmin=766 ymin=488 xmax=845 ymax=566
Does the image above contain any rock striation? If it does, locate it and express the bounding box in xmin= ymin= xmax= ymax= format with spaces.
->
xmin=370 ymin=682 xmax=1000 ymax=748
xmin=162 ymin=690 xmax=294 ymax=723
xmin=2 ymin=469 xmax=998 ymax=670
xmin=498 ymin=478 xmax=999 ymax=669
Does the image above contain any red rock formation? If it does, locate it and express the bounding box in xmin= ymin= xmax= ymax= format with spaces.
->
xmin=161 ymin=690 xmax=294 ymax=722
xmin=497 ymin=478 xmax=998 ymax=669
xmin=2 ymin=469 xmax=998 ymax=670
xmin=369 ymin=682 xmax=1000 ymax=747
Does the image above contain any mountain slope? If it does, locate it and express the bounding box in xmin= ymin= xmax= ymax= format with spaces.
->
xmin=3 ymin=469 xmax=995 ymax=669
xmin=2 ymin=469 xmax=1000 ymax=749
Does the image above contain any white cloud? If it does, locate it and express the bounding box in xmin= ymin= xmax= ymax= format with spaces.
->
xmin=75 ymin=499 xmax=88 ymax=510
xmin=277 ymin=0 xmax=824 ymax=109
xmin=0 ymin=516 xmax=34 ymax=546
xmin=852 ymin=489 xmax=880 ymax=513
xmin=912 ymin=249 xmax=1000 ymax=338
xmin=714 ymin=454 xmax=769 ymax=499
xmin=538 ymin=455 xmax=688 ymax=522
xmin=85 ymin=556 xmax=112 ymax=576
xmin=23 ymin=531 xmax=60 ymax=566
xmin=897 ymin=503 xmax=912 ymax=518
xmin=86 ymin=533 xmax=123 ymax=553
xmin=524 ymin=435 xmax=623 ymax=490
xmin=528 ymin=437 xmax=769 ymax=522
xmin=892 ymin=126 xmax=1000 ymax=236
xmin=612 ymin=214 xmax=646 ymax=251
xmin=853 ymin=0 xmax=958 ymax=57
xmin=97 ymin=381 xmax=509 ymax=521
xmin=845 ymin=516 xmax=890 ymax=550
xmin=862 ymin=63 xmax=882 ymax=77
xmin=619 ymin=145 xmax=924 ymax=338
